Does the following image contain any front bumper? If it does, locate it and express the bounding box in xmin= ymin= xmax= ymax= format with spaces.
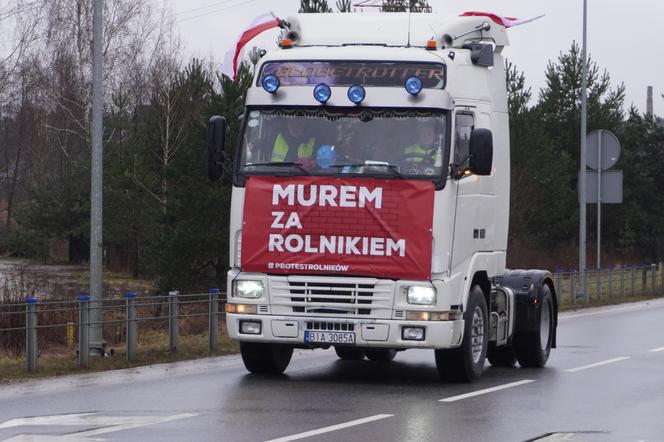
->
xmin=227 ymin=313 xmax=465 ymax=349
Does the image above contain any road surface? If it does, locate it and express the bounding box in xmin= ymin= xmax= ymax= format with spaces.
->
xmin=1 ymin=299 xmax=663 ymax=441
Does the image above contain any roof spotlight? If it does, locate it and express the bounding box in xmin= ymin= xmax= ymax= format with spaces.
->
xmin=262 ymin=74 xmax=280 ymax=94
xmin=405 ymin=76 xmax=423 ymax=95
xmin=313 ymin=83 xmax=332 ymax=104
xmin=347 ymin=84 xmax=366 ymax=105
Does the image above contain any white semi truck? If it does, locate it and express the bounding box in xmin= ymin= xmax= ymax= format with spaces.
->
xmin=208 ymin=13 xmax=558 ymax=382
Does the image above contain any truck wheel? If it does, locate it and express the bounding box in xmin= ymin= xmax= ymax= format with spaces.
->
xmin=487 ymin=343 xmax=517 ymax=367
xmin=435 ymin=286 xmax=488 ymax=382
xmin=365 ymin=349 xmax=396 ymax=362
xmin=334 ymin=346 xmax=365 ymax=361
xmin=514 ymin=284 xmax=554 ymax=368
xmin=240 ymin=342 xmax=293 ymax=374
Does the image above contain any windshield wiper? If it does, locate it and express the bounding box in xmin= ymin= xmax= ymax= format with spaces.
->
xmin=242 ymin=162 xmax=310 ymax=175
xmin=329 ymin=163 xmax=404 ymax=179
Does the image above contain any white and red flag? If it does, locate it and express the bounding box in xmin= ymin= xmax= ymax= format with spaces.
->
xmin=460 ymin=11 xmax=544 ymax=28
xmin=221 ymin=12 xmax=281 ymax=80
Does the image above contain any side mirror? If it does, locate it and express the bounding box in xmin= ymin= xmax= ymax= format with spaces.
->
xmin=469 ymin=128 xmax=493 ymax=176
xmin=207 ymin=116 xmax=226 ymax=181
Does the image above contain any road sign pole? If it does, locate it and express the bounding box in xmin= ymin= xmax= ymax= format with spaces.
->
xmin=579 ymin=0 xmax=588 ymax=290
xmin=597 ymin=130 xmax=602 ymax=269
xmin=89 ymin=0 xmax=104 ymax=355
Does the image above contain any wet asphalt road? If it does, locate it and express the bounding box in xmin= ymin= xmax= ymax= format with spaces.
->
xmin=1 ymin=299 xmax=664 ymax=442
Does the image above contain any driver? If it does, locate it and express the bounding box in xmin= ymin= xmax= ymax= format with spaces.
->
xmin=402 ymin=125 xmax=437 ymax=164
xmin=271 ymin=118 xmax=316 ymax=167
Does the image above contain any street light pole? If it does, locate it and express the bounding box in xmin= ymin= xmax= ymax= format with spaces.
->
xmin=90 ymin=0 xmax=104 ymax=354
xmin=579 ymin=0 xmax=588 ymax=294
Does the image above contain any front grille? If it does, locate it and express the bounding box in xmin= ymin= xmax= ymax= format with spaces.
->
xmin=270 ymin=276 xmax=394 ymax=318
xmin=289 ymin=281 xmax=374 ymax=315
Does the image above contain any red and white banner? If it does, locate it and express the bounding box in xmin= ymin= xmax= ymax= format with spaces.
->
xmin=460 ymin=11 xmax=544 ymax=28
xmin=241 ymin=177 xmax=435 ymax=280
xmin=221 ymin=12 xmax=281 ymax=80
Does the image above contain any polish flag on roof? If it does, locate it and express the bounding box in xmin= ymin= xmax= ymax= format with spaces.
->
xmin=460 ymin=11 xmax=544 ymax=28
xmin=221 ymin=13 xmax=281 ymax=80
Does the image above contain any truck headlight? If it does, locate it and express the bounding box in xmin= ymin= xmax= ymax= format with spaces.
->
xmin=406 ymin=286 xmax=436 ymax=305
xmin=234 ymin=280 xmax=264 ymax=299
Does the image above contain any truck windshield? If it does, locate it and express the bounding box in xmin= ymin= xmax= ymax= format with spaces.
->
xmin=238 ymin=107 xmax=448 ymax=180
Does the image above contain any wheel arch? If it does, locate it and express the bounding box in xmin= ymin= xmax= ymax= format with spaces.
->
xmin=497 ymin=269 xmax=558 ymax=348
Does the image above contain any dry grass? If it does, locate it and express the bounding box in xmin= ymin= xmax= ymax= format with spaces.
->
xmin=0 ymin=328 xmax=239 ymax=383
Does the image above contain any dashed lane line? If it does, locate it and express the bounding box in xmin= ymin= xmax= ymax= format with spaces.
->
xmin=439 ymin=379 xmax=535 ymax=402
xmin=564 ymin=356 xmax=630 ymax=373
xmin=264 ymin=414 xmax=393 ymax=442
xmin=649 ymin=347 xmax=664 ymax=352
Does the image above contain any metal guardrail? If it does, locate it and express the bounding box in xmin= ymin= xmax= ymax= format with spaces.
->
xmin=553 ymin=263 xmax=662 ymax=305
xmin=2 ymin=263 xmax=663 ymax=373
xmin=0 ymin=289 xmax=227 ymax=373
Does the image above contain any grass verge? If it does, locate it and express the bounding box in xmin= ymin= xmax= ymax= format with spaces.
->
xmin=0 ymin=329 xmax=239 ymax=384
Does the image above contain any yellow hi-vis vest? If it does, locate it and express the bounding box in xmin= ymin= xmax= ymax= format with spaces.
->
xmin=271 ymin=133 xmax=315 ymax=162
xmin=403 ymin=144 xmax=434 ymax=162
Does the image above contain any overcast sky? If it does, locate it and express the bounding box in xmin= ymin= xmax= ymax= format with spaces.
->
xmin=171 ymin=0 xmax=662 ymax=115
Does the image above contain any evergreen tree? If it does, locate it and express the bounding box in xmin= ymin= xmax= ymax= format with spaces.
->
xmin=382 ymin=0 xmax=431 ymax=13
xmin=299 ymin=0 xmax=333 ymax=13
xmin=336 ymin=0 xmax=352 ymax=12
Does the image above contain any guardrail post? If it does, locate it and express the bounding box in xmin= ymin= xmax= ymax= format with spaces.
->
xmin=642 ymin=266 xmax=647 ymax=296
xmin=79 ymin=295 xmax=90 ymax=368
xmin=126 ymin=293 xmax=137 ymax=362
xmin=570 ymin=272 xmax=576 ymax=304
xmin=25 ymin=297 xmax=38 ymax=372
xmin=583 ymin=269 xmax=589 ymax=304
xmin=608 ymin=267 xmax=613 ymax=298
xmin=208 ymin=288 xmax=220 ymax=351
xmin=556 ymin=273 xmax=563 ymax=302
xmin=168 ymin=291 xmax=179 ymax=352
xmin=651 ymin=264 xmax=657 ymax=296
xmin=631 ymin=266 xmax=636 ymax=296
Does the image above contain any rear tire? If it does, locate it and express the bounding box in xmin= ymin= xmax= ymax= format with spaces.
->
xmin=240 ymin=342 xmax=293 ymax=374
xmin=334 ymin=346 xmax=365 ymax=361
xmin=365 ymin=349 xmax=396 ymax=362
xmin=435 ymin=285 xmax=488 ymax=382
xmin=514 ymin=284 xmax=554 ymax=368
xmin=487 ymin=343 xmax=517 ymax=367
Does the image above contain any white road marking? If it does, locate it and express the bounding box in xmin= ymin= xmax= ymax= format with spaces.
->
xmin=649 ymin=347 xmax=664 ymax=352
xmin=264 ymin=414 xmax=393 ymax=442
xmin=534 ymin=433 xmax=576 ymax=441
xmin=439 ymin=379 xmax=534 ymax=402
xmin=0 ymin=412 xmax=196 ymax=441
xmin=564 ymin=356 xmax=630 ymax=372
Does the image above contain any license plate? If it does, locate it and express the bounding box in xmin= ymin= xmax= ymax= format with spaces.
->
xmin=304 ymin=330 xmax=356 ymax=344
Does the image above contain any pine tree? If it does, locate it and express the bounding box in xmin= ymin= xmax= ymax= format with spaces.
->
xmin=299 ymin=0 xmax=333 ymax=13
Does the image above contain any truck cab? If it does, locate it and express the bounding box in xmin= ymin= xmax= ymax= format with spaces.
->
xmin=209 ymin=13 xmax=557 ymax=381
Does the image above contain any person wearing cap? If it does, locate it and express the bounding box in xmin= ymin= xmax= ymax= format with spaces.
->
xmin=271 ymin=118 xmax=316 ymax=166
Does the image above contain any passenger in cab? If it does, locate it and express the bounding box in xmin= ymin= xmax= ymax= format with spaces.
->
xmin=271 ymin=118 xmax=316 ymax=167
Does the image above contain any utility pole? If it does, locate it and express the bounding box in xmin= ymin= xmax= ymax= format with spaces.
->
xmin=579 ymin=0 xmax=588 ymax=292
xmin=90 ymin=0 xmax=104 ymax=355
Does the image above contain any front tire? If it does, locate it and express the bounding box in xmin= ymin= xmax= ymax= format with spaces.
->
xmin=240 ymin=342 xmax=293 ymax=374
xmin=435 ymin=286 xmax=488 ymax=382
xmin=487 ymin=343 xmax=517 ymax=367
xmin=514 ymin=284 xmax=554 ymax=368
xmin=365 ymin=349 xmax=396 ymax=362
xmin=334 ymin=346 xmax=365 ymax=361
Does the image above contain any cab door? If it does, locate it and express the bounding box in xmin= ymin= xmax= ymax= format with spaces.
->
xmin=450 ymin=106 xmax=497 ymax=270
